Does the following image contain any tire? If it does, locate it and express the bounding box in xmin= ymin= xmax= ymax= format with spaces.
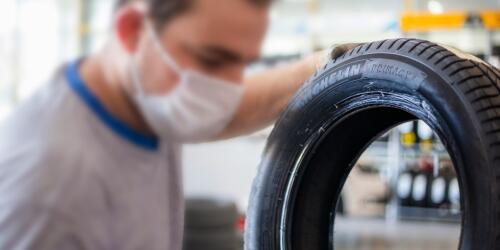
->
xmin=430 ymin=176 xmax=447 ymax=208
xmin=245 ymin=38 xmax=500 ymax=250
xmin=397 ymin=172 xmax=413 ymax=206
xmin=411 ymin=173 xmax=428 ymax=207
xmin=449 ymin=178 xmax=461 ymax=206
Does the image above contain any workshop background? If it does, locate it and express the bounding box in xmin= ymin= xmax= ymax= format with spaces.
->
xmin=0 ymin=0 xmax=499 ymax=249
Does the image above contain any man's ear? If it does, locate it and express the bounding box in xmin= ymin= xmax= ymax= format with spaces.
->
xmin=114 ymin=3 xmax=147 ymax=53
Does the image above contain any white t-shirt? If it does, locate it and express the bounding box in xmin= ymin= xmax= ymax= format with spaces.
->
xmin=0 ymin=61 xmax=184 ymax=250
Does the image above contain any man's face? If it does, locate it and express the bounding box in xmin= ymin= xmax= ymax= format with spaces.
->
xmin=131 ymin=0 xmax=269 ymax=95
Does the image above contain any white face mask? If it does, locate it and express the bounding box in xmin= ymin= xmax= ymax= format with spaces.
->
xmin=130 ymin=24 xmax=245 ymax=143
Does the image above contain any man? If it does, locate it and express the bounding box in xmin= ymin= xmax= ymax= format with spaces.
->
xmin=0 ymin=0 xmax=357 ymax=249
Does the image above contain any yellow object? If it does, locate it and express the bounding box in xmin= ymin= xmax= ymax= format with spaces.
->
xmin=480 ymin=10 xmax=500 ymax=30
xmin=401 ymin=132 xmax=416 ymax=147
xmin=401 ymin=11 xmax=467 ymax=32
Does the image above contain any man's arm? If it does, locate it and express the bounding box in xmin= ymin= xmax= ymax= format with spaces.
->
xmin=216 ymin=44 xmax=363 ymax=140
xmin=215 ymin=53 xmax=322 ymax=140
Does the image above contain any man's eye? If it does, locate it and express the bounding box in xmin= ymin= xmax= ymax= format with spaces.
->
xmin=198 ymin=56 xmax=225 ymax=70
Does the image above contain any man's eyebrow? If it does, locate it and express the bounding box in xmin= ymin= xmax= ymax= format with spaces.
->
xmin=196 ymin=45 xmax=260 ymax=64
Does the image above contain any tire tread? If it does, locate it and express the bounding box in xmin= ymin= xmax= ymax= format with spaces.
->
xmin=314 ymin=38 xmax=500 ymax=247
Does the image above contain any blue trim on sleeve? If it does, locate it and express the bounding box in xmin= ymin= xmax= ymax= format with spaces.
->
xmin=65 ymin=60 xmax=159 ymax=151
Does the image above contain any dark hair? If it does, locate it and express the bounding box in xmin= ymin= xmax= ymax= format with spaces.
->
xmin=115 ymin=0 xmax=273 ymax=29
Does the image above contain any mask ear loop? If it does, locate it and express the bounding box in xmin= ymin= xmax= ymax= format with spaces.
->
xmin=129 ymin=59 xmax=144 ymax=97
xmin=129 ymin=21 xmax=183 ymax=98
xmin=146 ymin=22 xmax=183 ymax=74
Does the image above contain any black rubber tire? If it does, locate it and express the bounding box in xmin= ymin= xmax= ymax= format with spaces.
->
xmin=397 ymin=172 xmax=414 ymax=206
xmin=429 ymin=176 xmax=447 ymax=208
xmin=245 ymin=38 xmax=500 ymax=250
xmin=411 ymin=173 xmax=429 ymax=207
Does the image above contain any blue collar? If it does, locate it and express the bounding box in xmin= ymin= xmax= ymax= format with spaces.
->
xmin=65 ymin=60 xmax=159 ymax=151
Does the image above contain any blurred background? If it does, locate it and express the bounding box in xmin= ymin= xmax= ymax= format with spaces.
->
xmin=0 ymin=0 xmax=499 ymax=249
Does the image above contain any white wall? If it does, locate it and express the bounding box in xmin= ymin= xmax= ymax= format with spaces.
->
xmin=183 ymin=135 xmax=268 ymax=211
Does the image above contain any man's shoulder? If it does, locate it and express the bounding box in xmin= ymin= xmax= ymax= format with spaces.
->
xmin=0 ymin=128 xmax=83 ymax=211
xmin=0 ymin=66 xmax=92 ymax=147
xmin=0 ymin=80 xmax=95 ymax=204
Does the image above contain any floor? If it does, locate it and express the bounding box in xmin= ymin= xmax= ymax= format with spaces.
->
xmin=334 ymin=216 xmax=460 ymax=250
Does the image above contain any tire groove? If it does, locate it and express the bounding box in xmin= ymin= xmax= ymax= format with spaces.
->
xmin=427 ymin=49 xmax=447 ymax=60
xmin=492 ymin=68 xmax=500 ymax=80
xmin=408 ymin=41 xmax=426 ymax=53
xmin=472 ymin=62 xmax=500 ymax=95
xmin=338 ymin=50 xmax=349 ymax=61
xmin=455 ymin=74 xmax=483 ymax=86
xmin=488 ymin=65 xmax=500 ymax=78
xmin=397 ymin=39 xmax=413 ymax=50
xmin=472 ymin=94 xmax=499 ymax=103
xmin=418 ymin=44 xmax=438 ymax=56
xmin=485 ymin=65 xmax=500 ymax=88
xmin=348 ymin=47 xmax=356 ymax=57
xmin=486 ymin=128 xmax=500 ymax=135
xmin=322 ymin=62 xmax=329 ymax=70
xmin=365 ymin=42 xmax=373 ymax=51
xmin=355 ymin=45 xmax=363 ymax=54
xmin=449 ymin=65 xmax=475 ymax=77
xmin=434 ymin=54 xmax=455 ymax=66
xmin=465 ymin=84 xmax=494 ymax=94
xmin=478 ymin=62 xmax=499 ymax=77
xmin=376 ymin=40 xmax=387 ymax=50
xmin=481 ymin=116 xmax=500 ymax=124
xmin=442 ymin=59 xmax=468 ymax=71
xmin=388 ymin=39 xmax=401 ymax=50
xmin=478 ymin=105 xmax=500 ymax=113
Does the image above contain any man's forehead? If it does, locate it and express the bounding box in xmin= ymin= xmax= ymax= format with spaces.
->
xmin=188 ymin=0 xmax=269 ymax=36
xmin=185 ymin=0 xmax=269 ymax=60
xmin=191 ymin=0 xmax=269 ymax=16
